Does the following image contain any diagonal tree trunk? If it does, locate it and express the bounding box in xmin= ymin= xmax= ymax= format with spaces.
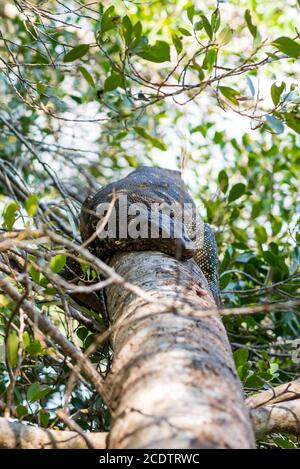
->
xmin=105 ymin=251 xmax=255 ymax=449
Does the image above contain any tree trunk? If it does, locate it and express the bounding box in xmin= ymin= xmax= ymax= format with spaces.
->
xmin=105 ymin=251 xmax=255 ymax=449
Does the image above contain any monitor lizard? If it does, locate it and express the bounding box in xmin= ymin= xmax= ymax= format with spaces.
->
xmin=79 ymin=166 xmax=220 ymax=306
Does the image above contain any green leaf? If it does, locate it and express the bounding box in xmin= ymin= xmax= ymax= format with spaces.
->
xmin=273 ymin=437 xmax=296 ymax=449
xmin=271 ymin=81 xmax=285 ymax=106
xmin=27 ymin=382 xmax=50 ymax=402
xmin=194 ymin=20 xmax=203 ymax=31
xmin=16 ymin=405 xmax=28 ymax=418
xmin=131 ymin=34 xmax=147 ymax=54
xmin=232 ymin=227 xmax=248 ymax=244
xmin=2 ymin=201 xmax=19 ymax=230
xmin=218 ymin=169 xmax=229 ymax=193
xmin=272 ymin=37 xmax=300 ymax=58
xmin=23 ymin=331 xmax=30 ymax=349
xmin=255 ymin=225 xmax=267 ymax=244
xmin=124 ymin=155 xmax=138 ymax=167
xmin=218 ymin=26 xmax=233 ymax=46
xmin=104 ymin=72 xmax=122 ymax=92
xmin=178 ymin=27 xmax=192 ymax=37
xmin=191 ymin=60 xmax=204 ymax=80
xmin=228 ymin=183 xmax=246 ymax=203
xmin=25 ymin=194 xmax=39 ymax=217
xmin=26 ymin=339 xmax=43 ymax=356
xmin=172 ymin=35 xmax=183 ymax=54
xmin=244 ymin=9 xmax=257 ymax=38
xmin=136 ymin=41 xmax=170 ymax=63
xmin=211 ymin=9 xmax=221 ymax=33
xmin=203 ymin=47 xmax=217 ymax=73
xmin=187 ymin=6 xmax=196 ymax=24
xmin=63 ymin=44 xmax=89 ymax=62
xmin=122 ymin=15 xmax=133 ymax=45
xmin=49 ymin=254 xmax=66 ymax=273
xmin=219 ymin=86 xmax=240 ymax=106
xmin=262 ymin=250 xmax=278 ymax=267
xmin=29 ymin=265 xmax=40 ymax=284
xmin=134 ymin=127 xmax=167 ymax=151
xmin=7 ymin=331 xmax=19 ymax=368
xmin=235 ymin=251 xmax=255 ymax=263
xmin=130 ymin=21 xmax=143 ymax=49
xmin=219 ymin=272 xmax=231 ymax=289
xmin=133 ymin=21 xmax=142 ymax=38
xmin=39 ymin=409 xmax=49 ymax=427
xmin=100 ymin=6 xmax=120 ymax=35
xmin=244 ymin=374 xmax=262 ymax=388
xmin=234 ymin=348 xmax=249 ymax=367
xmin=77 ymin=326 xmax=89 ymax=342
xmin=79 ymin=66 xmax=95 ymax=88
xmin=200 ymin=15 xmax=213 ymax=40
xmin=36 ymin=81 xmax=46 ymax=94
xmin=269 ymin=362 xmax=279 ymax=375
xmin=284 ymin=112 xmax=300 ymax=133
xmin=266 ymin=115 xmax=284 ymax=134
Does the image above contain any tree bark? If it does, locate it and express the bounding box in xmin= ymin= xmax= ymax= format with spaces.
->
xmin=250 ymin=400 xmax=300 ymax=437
xmin=105 ymin=251 xmax=255 ymax=449
xmin=0 ymin=417 xmax=107 ymax=449
xmin=246 ymin=379 xmax=300 ymax=408
xmin=246 ymin=379 xmax=300 ymax=437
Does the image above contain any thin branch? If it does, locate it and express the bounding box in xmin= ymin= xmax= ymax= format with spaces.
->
xmin=0 ymin=272 xmax=109 ymax=402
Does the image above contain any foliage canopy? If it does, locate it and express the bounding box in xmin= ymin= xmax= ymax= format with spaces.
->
xmin=0 ymin=0 xmax=299 ymax=449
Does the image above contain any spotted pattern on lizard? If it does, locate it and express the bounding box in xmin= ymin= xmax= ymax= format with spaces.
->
xmin=80 ymin=166 xmax=220 ymax=305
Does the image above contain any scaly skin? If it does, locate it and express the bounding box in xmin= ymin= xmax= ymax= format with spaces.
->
xmin=80 ymin=166 xmax=220 ymax=305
